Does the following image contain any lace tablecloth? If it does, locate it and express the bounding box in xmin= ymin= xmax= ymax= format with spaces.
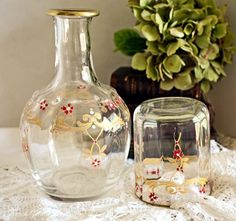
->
xmin=1 ymin=130 xmax=236 ymax=221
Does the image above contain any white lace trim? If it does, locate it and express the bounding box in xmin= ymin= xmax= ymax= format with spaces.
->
xmin=1 ymin=140 xmax=236 ymax=221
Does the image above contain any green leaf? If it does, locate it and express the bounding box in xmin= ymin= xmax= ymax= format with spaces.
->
xmin=154 ymin=4 xmax=171 ymax=22
xmin=128 ymin=0 xmax=139 ymax=7
xmin=140 ymin=0 xmax=153 ymax=7
xmin=133 ymin=8 xmax=143 ymax=21
xmin=200 ymin=44 xmax=219 ymax=60
xmin=142 ymin=25 xmax=160 ymax=41
xmin=197 ymin=23 xmax=204 ymax=36
xmin=155 ymin=65 xmax=161 ymax=81
xmin=153 ymin=13 xmax=164 ymax=33
xmin=131 ymin=53 xmax=147 ymax=70
xmin=141 ymin=10 xmax=152 ymax=21
xmin=197 ymin=57 xmax=210 ymax=69
xmin=154 ymin=3 xmax=169 ymax=10
xmin=211 ymin=61 xmax=226 ymax=76
xmin=197 ymin=16 xmax=218 ymax=36
xmin=169 ymin=27 xmax=185 ymax=38
xmin=158 ymin=44 xmax=166 ymax=53
xmin=213 ymin=23 xmax=228 ymax=39
xmin=184 ymin=23 xmax=194 ymax=35
xmin=146 ymin=56 xmax=157 ymax=80
xmin=167 ymin=41 xmax=181 ymax=56
xmin=194 ymin=66 xmax=204 ymax=81
xmin=158 ymin=63 xmax=165 ymax=81
xmin=114 ymin=29 xmax=147 ymax=56
xmin=160 ymin=80 xmax=174 ymax=91
xmin=181 ymin=2 xmax=195 ymax=9
xmin=189 ymin=42 xmax=199 ymax=55
xmin=167 ymin=0 xmax=189 ymax=6
xmin=147 ymin=41 xmax=159 ymax=55
xmin=167 ymin=39 xmax=193 ymax=56
xmin=174 ymin=69 xmax=193 ymax=90
xmin=163 ymin=55 xmax=183 ymax=73
xmin=203 ymin=66 xmax=219 ymax=82
xmin=172 ymin=9 xmax=189 ymax=22
xmin=195 ymin=35 xmax=210 ymax=49
xmin=162 ymin=65 xmax=173 ymax=79
xmin=196 ymin=0 xmax=216 ymax=7
xmin=223 ymin=50 xmax=233 ymax=64
xmin=181 ymin=43 xmax=193 ymax=54
xmin=134 ymin=23 xmax=144 ymax=32
xmin=173 ymin=8 xmax=205 ymax=23
xmin=200 ymin=80 xmax=211 ymax=93
xmin=200 ymin=15 xmax=218 ymax=27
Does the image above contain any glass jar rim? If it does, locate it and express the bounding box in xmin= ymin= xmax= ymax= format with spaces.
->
xmin=143 ymin=97 xmax=202 ymax=106
xmin=47 ymin=9 xmax=99 ymax=18
xmin=139 ymin=97 xmax=207 ymax=113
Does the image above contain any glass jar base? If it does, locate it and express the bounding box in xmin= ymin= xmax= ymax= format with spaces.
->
xmin=42 ymin=185 xmax=115 ymax=201
xmin=34 ymin=164 xmax=122 ymax=200
xmin=135 ymin=181 xmax=212 ymax=206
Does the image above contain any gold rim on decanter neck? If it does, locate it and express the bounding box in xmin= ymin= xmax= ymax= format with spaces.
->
xmin=47 ymin=9 xmax=99 ymax=17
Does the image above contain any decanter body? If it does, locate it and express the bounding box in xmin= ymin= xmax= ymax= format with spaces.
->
xmin=20 ymin=9 xmax=130 ymax=199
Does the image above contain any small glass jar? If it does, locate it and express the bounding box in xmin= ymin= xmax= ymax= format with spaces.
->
xmin=134 ymin=97 xmax=211 ymax=206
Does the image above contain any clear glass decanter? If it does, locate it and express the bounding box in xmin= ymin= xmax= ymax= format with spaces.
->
xmin=134 ymin=97 xmax=211 ymax=206
xmin=20 ymin=9 xmax=130 ymax=200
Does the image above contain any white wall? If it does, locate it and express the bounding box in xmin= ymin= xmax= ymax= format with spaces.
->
xmin=0 ymin=0 xmax=236 ymax=137
xmin=208 ymin=0 xmax=236 ymax=137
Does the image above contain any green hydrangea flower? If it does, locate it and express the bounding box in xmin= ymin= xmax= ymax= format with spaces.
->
xmin=114 ymin=0 xmax=236 ymax=93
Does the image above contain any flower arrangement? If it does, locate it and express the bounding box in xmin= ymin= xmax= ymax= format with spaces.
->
xmin=114 ymin=0 xmax=236 ymax=93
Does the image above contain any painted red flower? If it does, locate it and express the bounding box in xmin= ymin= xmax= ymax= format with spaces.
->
xmin=114 ymin=97 xmax=122 ymax=106
xmin=105 ymin=100 xmax=116 ymax=111
xmin=146 ymin=169 xmax=160 ymax=175
xmin=135 ymin=183 xmax=143 ymax=193
xmin=22 ymin=143 xmax=29 ymax=152
xmin=135 ymin=183 xmax=139 ymax=192
xmin=173 ymin=149 xmax=184 ymax=160
xmin=177 ymin=165 xmax=184 ymax=172
xmin=91 ymin=159 xmax=101 ymax=167
xmin=61 ymin=103 xmax=74 ymax=115
xmin=199 ymin=185 xmax=206 ymax=194
xmin=77 ymin=84 xmax=86 ymax=89
xmin=40 ymin=99 xmax=48 ymax=111
xmin=149 ymin=192 xmax=158 ymax=202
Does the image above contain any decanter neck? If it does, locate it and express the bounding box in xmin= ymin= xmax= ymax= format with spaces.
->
xmin=53 ymin=16 xmax=98 ymax=85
